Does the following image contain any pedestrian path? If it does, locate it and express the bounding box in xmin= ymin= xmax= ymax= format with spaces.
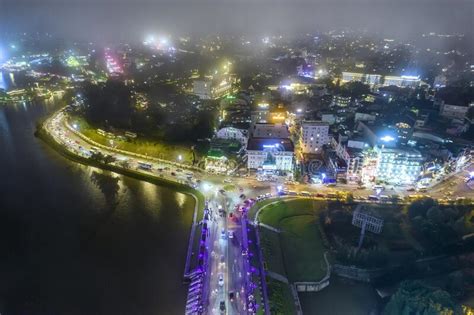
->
xmin=266 ymin=270 xmax=289 ymax=284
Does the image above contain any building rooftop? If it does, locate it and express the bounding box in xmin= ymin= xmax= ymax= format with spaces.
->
xmin=246 ymin=138 xmax=294 ymax=152
xmin=302 ymin=120 xmax=329 ymax=127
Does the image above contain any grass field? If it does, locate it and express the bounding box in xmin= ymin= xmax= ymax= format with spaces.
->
xmin=259 ymin=228 xmax=286 ymax=276
xmin=280 ymin=215 xmax=327 ymax=281
xmin=71 ymin=116 xmax=196 ymax=163
xmin=266 ymin=278 xmax=296 ymax=315
xmin=256 ymin=198 xmax=328 ymax=282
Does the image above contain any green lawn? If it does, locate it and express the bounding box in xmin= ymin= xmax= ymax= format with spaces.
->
xmin=259 ymin=228 xmax=286 ymax=276
xmin=256 ymin=199 xmax=328 ymax=282
xmin=71 ymin=116 xmax=195 ymax=163
xmin=266 ymin=278 xmax=297 ymax=315
xmin=257 ymin=199 xmax=326 ymax=227
xmin=280 ymin=215 xmax=328 ymax=282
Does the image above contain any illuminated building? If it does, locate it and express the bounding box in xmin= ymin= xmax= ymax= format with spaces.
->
xmin=251 ymin=102 xmax=271 ymax=124
xmin=342 ymin=72 xmax=382 ymax=86
xmin=246 ymin=138 xmax=294 ymax=172
xmin=220 ymin=96 xmax=251 ymax=125
xmin=216 ymin=127 xmax=247 ymax=146
xmin=332 ymin=94 xmax=351 ymax=107
xmin=269 ymin=110 xmax=287 ymax=124
xmin=375 ymin=147 xmax=423 ymax=184
xmin=205 ymin=139 xmax=243 ymax=174
xmin=300 ymin=121 xmax=330 ymax=153
xmin=193 ymin=77 xmax=236 ymax=100
xmin=333 ymin=137 xmax=370 ymax=183
xmin=383 ymin=75 xmax=421 ymax=88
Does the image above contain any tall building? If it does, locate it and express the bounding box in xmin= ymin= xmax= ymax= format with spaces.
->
xmin=375 ymin=147 xmax=423 ymax=184
xmin=300 ymin=121 xmax=330 ymax=153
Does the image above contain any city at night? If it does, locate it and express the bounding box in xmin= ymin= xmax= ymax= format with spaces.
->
xmin=1 ymin=0 xmax=474 ymax=314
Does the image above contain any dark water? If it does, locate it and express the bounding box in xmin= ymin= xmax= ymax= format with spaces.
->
xmin=0 ymin=101 xmax=193 ymax=314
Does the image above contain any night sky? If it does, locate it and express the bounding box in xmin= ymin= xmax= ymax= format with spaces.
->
xmin=1 ymin=0 xmax=473 ymax=41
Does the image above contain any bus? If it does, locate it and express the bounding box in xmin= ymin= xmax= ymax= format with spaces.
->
xmin=137 ymin=162 xmax=153 ymax=170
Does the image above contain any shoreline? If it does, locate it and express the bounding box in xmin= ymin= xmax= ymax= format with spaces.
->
xmin=35 ymin=120 xmax=205 ymax=281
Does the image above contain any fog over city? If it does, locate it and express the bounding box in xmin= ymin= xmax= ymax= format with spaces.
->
xmin=2 ymin=0 xmax=473 ymax=41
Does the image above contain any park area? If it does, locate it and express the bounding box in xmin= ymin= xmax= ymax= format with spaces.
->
xmin=255 ymin=199 xmax=329 ymax=282
xmin=69 ymin=115 xmax=200 ymax=163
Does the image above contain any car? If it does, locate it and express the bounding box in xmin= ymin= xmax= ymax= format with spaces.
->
xmin=229 ymin=291 xmax=235 ymax=302
xmin=223 ymin=178 xmax=232 ymax=183
xmin=240 ymin=194 xmax=246 ymax=199
xmin=219 ymin=255 xmax=226 ymax=269
xmin=221 ymin=229 xmax=227 ymax=239
xmin=229 ymin=212 xmax=233 ymax=218
xmin=218 ymin=274 xmax=224 ymax=287
xmin=228 ymin=231 xmax=234 ymax=239
xmin=219 ymin=189 xmax=226 ymax=194
xmin=219 ymin=301 xmax=226 ymax=314
xmin=170 ymin=172 xmax=176 ymax=176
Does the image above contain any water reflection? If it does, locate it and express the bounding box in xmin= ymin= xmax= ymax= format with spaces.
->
xmin=0 ymin=101 xmax=193 ymax=314
xmin=90 ymin=171 xmax=121 ymax=209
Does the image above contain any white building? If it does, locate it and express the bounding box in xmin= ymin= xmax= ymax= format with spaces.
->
xmin=246 ymin=138 xmax=294 ymax=172
xmin=383 ymin=75 xmax=421 ymax=88
xmin=342 ymin=72 xmax=382 ymax=86
xmin=251 ymin=123 xmax=290 ymax=139
xmin=439 ymin=103 xmax=469 ymax=121
xmin=216 ymin=127 xmax=248 ymax=146
xmin=375 ymin=147 xmax=423 ymax=184
xmin=300 ymin=121 xmax=330 ymax=154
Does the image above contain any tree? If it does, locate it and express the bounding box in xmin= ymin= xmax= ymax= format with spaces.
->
xmin=384 ymin=280 xmax=461 ymax=315
xmin=408 ymin=198 xmax=438 ymax=219
xmin=342 ymin=81 xmax=371 ymax=99
xmin=103 ymin=155 xmax=116 ymax=165
xmin=83 ymin=80 xmax=133 ymax=128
